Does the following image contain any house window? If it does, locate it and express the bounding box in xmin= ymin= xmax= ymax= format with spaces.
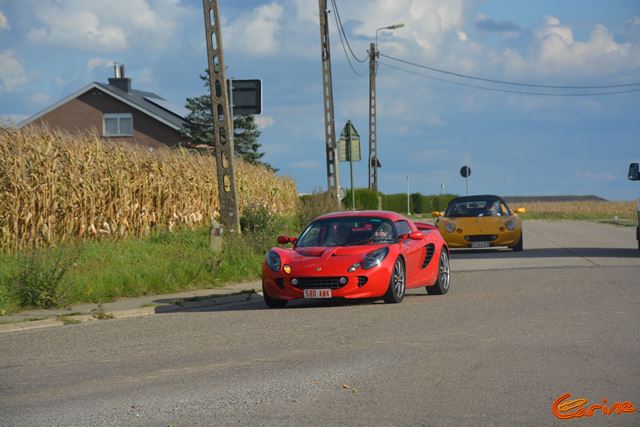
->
xmin=103 ymin=113 xmax=133 ymax=136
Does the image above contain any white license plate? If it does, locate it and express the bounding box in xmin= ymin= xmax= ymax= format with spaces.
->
xmin=303 ymin=289 xmax=332 ymax=299
xmin=471 ymin=241 xmax=490 ymax=248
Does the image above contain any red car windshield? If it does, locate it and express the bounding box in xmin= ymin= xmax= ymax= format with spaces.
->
xmin=297 ymin=217 xmax=397 ymax=247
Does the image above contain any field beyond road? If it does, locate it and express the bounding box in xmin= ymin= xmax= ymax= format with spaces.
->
xmin=1 ymin=220 xmax=639 ymax=426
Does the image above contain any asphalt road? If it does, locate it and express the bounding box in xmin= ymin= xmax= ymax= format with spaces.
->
xmin=1 ymin=220 xmax=639 ymax=426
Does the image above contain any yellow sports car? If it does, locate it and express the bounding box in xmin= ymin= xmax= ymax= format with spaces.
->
xmin=432 ymin=195 xmax=526 ymax=251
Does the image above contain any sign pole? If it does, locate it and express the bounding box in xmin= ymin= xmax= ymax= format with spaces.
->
xmin=407 ymin=175 xmax=410 ymax=215
xmin=348 ymin=124 xmax=355 ymax=210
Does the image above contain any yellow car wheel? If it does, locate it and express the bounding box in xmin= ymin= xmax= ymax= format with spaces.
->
xmin=512 ymin=233 xmax=523 ymax=252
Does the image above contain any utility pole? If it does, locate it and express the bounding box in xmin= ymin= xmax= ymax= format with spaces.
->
xmin=202 ymin=0 xmax=241 ymax=234
xmin=318 ymin=0 xmax=340 ymax=205
xmin=368 ymin=24 xmax=403 ymax=192
xmin=368 ymin=42 xmax=378 ymax=192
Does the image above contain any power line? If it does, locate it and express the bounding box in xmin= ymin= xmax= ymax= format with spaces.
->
xmin=329 ymin=0 xmax=366 ymax=76
xmin=380 ymin=53 xmax=640 ymax=90
xmin=378 ymin=61 xmax=640 ymax=96
xmin=330 ymin=0 xmax=368 ymax=63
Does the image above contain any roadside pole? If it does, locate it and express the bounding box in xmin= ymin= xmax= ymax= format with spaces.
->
xmin=407 ymin=175 xmax=410 ymax=215
xmin=202 ymin=0 xmax=241 ymax=236
xmin=318 ymin=0 xmax=340 ymax=206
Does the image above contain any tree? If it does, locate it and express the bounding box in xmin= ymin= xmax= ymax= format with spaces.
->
xmin=181 ymin=71 xmax=276 ymax=172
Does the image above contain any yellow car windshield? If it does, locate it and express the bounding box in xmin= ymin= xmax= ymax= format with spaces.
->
xmin=445 ymin=196 xmax=511 ymax=217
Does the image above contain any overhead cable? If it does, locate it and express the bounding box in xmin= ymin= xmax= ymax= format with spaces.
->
xmin=380 ymin=53 xmax=640 ymax=90
xmin=331 ymin=0 xmax=368 ymax=63
xmin=329 ymin=0 xmax=366 ymax=76
xmin=378 ymin=61 xmax=640 ymax=96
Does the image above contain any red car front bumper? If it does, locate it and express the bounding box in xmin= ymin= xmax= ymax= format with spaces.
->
xmin=262 ymin=262 xmax=394 ymax=301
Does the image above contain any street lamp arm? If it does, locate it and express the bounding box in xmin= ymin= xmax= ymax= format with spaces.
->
xmin=375 ymin=23 xmax=405 ymax=51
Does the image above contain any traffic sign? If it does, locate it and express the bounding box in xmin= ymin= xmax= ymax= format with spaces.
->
xmin=228 ymin=79 xmax=262 ymax=115
xmin=338 ymin=121 xmax=361 ymax=162
xmin=460 ymin=165 xmax=471 ymax=178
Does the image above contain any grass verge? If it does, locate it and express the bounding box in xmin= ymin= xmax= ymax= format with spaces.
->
xmin=0 ymin=214 xmax=298 ymax=315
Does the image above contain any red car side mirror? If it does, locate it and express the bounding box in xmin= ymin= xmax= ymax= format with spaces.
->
xmin=409 ymin=231 xmax=424 ymax=240
xmin=277 ymin=236 xmax=297 ymax=245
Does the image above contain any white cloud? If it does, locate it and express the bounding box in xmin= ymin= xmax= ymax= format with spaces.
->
xmin=512 ymin=17 xmax=640 ymax=78
xmin=136 ymin=68 xmax=154 ymax=85
xmin=28 ymin=92 xmax=52 ymax=107
xmin=426 ymin=115 xmax=446 ymax=128
xmin=291 ymin=160 xmax=321 ymax=169
xmin=575 ymin=170 xmax=615 ymax=181
xmin=628 ymin=17 xmax=640 ymax=26
xmin=0 ymin=114 xmax=29 ymax=127
xmin=54 ymin=77 xmax=68 ymax=87
xmin=456 ymin=31 xmax=468 ymax=42
xmin=226 ymin=3 xmax=283 ymax=55
xmin=0 ymin=9 xmax=9 ymax=30
xmin=86 ymin=57 xmax=115 ymax=72
xmin=23 ymin=0 xmax=192 ymax=52
xmin=0 ymin=50 xmax=29 ymax=91
xmin=349 ymin=0 xmax=467 ymax=59
xmin=255 ymin=115 xmax=275 ymax=129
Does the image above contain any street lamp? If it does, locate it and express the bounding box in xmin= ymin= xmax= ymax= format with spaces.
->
xmin=368 ymin=23 xmax=404 ymax=192
xmin=375 ymin=23 xmax=405 ymax=52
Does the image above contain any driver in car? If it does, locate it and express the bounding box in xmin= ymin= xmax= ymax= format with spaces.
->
xmin=372 ymin=223 xmax=393 ymax=241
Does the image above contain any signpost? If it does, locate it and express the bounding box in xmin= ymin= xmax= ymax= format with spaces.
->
xmin=338 ymin=121 xmax=361 ymax=210
xmin=460 ymin=165 xmax=471 ymax=195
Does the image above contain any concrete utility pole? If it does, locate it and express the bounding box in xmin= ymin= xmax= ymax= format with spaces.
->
xmin=318 ymin=0 xmax=340 ymax=205
xmin=369 ymin=24 xmax=403 ymax=192
xmin=368 ymin=42 xmax=378 ymax=192
xmin=202 ymin=0 xmax=241 ymax=234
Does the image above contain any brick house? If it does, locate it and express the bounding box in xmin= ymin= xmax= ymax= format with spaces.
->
xmin=20 ymin=64 xmax=187 ymax=148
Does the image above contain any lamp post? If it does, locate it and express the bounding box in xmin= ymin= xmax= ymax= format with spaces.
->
xmin=368 ymin=23 xmax=404 ymax=192
xmin=375 ymin=23 xmax=405 ymax=51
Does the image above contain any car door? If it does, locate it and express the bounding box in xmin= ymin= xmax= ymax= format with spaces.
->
xmin=394 ymin=220 xmax=423 ymax=286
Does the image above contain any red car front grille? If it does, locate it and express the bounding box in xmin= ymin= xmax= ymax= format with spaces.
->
xmin=293 ymin=277 xmax=346 ymax=289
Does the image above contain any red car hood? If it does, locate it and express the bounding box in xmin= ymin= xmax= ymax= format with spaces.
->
xmin=294 ymin=245 xmax=383 ymax=259
xmin=276 ymin=245 xmax=388 ymax=273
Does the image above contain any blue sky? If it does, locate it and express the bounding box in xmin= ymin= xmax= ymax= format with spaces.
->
xmin=1 ymin=0 xmax=639 ymax=200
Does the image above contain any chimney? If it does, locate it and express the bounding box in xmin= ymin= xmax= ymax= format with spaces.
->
xmin=108 ymin=62 xmax=132 ymax=92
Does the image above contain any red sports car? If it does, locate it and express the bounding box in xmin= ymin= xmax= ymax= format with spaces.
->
xmin=261 ymin=210 xmax=450 ymax=308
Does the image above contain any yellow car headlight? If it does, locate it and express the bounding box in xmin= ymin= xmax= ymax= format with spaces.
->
xmin=444 ymin=222 xmax=456 ymax=233
xmin=505 ymin=219 xmax=517 ymax=231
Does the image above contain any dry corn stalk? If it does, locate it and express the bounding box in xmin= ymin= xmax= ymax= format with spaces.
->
xmin=0 ymin=125 xmax=299 ymax=253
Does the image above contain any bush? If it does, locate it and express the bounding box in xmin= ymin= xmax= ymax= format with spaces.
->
xmin=298 ymin=189 xmax=339 ymax=229
xmin=0 ymin=282 xmax=17 ymax=315
xmin=240 ymin=204 xmax=291 ymax=252
xmin=11 ymin=248 xmax=78 ymax=308
xmin=410 ymin=193 xmax=426 ymax=213
xmin=381 ymin=193 xmax=409 ymax=214
xmin=344 ymin=188 xmax=380 ymax=210
xmin=431 ymin=194 xmax=458 ymax=212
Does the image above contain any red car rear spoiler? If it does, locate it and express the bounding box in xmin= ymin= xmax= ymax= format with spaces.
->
xmin=414 ymin=222 xmax=437 ymax=231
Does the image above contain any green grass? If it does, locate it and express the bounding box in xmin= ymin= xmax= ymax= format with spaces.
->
xmin=0 ymin=218 xmax=298 ymax=315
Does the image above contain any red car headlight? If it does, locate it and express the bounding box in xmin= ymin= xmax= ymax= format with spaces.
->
xmin=362 ymin=247 xmax=389 ymax=270
xmin=266 ymin=250 xmax=281 ymax=272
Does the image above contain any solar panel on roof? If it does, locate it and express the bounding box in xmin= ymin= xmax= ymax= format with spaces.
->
xmin=143 ymin=96 xmax=187 ymax=118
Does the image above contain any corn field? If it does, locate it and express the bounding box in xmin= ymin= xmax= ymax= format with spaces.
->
xmin=523 ymin=201 xmax=637 ymax=220
xmin=0 ymin=126 xmax=299 ymax=253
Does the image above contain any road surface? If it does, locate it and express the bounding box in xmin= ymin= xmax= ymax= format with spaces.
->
xmin=1 ymin=220 xmax=639 ymax=426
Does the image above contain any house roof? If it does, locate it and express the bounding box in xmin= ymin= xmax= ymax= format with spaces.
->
xmin=19 ymin=82 xmax=187 ymax=131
